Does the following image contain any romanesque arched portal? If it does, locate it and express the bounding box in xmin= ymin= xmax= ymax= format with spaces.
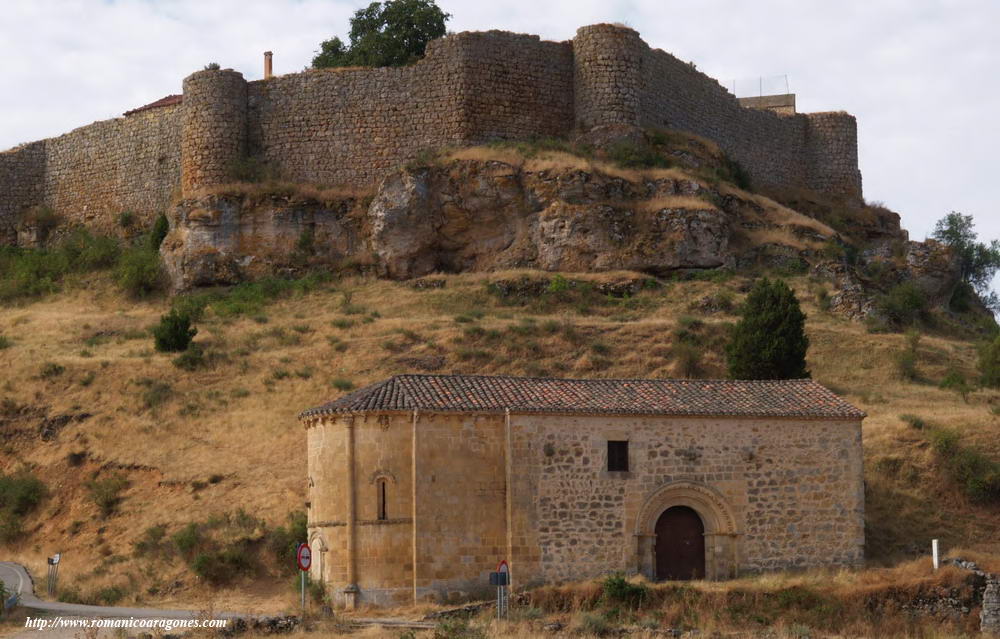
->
xmin=635 ymin=481 xmax=740 ymax=580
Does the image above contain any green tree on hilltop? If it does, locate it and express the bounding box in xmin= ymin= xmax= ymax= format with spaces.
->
xmin=312 ymin=0 xmax=451 ymax=69
xmin=726 ymin=278 xmax=810 ymax=380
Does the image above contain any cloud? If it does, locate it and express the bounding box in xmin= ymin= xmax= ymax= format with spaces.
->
xmin=2 ymin=0 xmax=998 ymax=246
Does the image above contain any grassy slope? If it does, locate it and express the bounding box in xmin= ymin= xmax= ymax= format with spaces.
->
xmin=1 ymin=268 xmax=998 ymax=614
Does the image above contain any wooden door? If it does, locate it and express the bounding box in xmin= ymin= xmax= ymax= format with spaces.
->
xmin=655 ymin=506 xmax=705 ymax=580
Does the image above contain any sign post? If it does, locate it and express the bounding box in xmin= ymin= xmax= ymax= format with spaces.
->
xmin=489 ymin=560 xmax=510 ymax=620
xmin=296 ymin=543 xmax=312 ymax=615
xmin=46 ymin=553 xmax=61 ymax=598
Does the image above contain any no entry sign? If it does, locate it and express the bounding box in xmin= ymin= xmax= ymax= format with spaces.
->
xmin=296 ymin=543 xmax=312 ymax=571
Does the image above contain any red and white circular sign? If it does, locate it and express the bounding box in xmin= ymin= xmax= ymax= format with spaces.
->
xmin=296 ymin=543 xmax=312 ymax=571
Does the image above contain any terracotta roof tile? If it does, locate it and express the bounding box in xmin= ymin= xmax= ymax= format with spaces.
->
xmin=299 ymin=375 xmax=865 ymax=420
xmin=123 ymin=94 xmax=182 ymax=116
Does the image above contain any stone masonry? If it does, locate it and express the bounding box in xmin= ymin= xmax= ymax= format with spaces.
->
xmin=300 ymin=375 xmax=865 ymax=608
xmin=0 ymin=24 xmax=863 ymax=245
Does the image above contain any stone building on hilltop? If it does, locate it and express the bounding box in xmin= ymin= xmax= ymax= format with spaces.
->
xmin=299 ymin=374 xmax=865 ymax=608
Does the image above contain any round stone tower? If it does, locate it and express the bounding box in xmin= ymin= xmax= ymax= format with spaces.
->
xmin=572 ymin=24 xmax=644 ymax=131
xmin=805 ymin=112 xmax=863 ymax=200
xmin=181 ymin=69 xmax=248 ymax=196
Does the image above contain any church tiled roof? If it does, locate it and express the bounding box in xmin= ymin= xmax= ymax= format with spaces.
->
xmin=299 ymin=374 xmax=865 ymax=420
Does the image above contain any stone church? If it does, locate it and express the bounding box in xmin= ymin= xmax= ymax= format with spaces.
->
xmin=299 ymin=374 xmax=865 ymax=608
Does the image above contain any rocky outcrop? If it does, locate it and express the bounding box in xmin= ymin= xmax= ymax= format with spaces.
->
xmin=160 ymin=157 xmax=962 ymax=325
xmin=161 ymin=192 xmax=365 ymax=292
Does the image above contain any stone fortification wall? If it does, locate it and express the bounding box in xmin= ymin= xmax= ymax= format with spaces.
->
xmin=182 ymin=70 xmax=247 ymax=194
xmin=0 ymin=142 xmax=46 ymax=243
xmin=0 ymin=106 xmax=181 ymax=241
xmin=0 ymin=23 xmax=863 ymax=246
xmin=572 ymin=23 xmax=861 ymax=198
xmin=42 ymin=105 xmax=182 ymax=234
xmin=245 ymin=31 xmax=573 ymax=189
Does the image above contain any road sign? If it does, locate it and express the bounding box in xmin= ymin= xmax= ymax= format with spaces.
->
xmin=493 ymin=559 xmax=510 ymax=620
xmin=297 ymin=543 xmax=312 ymax=571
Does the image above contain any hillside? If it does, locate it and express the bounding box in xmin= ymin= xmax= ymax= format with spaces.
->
xmin=1 ymin=265 xmax=999 ymax=615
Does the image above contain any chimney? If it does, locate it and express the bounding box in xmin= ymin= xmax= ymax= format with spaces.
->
xmin=264 ymin=51 xmax=273 ymax=79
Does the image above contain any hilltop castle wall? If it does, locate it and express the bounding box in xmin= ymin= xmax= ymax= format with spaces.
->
xmin=0 ymin=24 xmax=862 ymax=245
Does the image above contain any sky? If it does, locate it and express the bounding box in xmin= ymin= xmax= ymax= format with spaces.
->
xmin=1 ymin=0 xmax=997 ymax=245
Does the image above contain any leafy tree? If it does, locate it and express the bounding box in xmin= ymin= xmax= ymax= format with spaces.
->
xmin=932 ymin=212 xmax=1000 ymax=305
xmin=312 ymin=0 xmax=451 ymax=69
xmin=726 ymin=278 xmax=810 ymax=380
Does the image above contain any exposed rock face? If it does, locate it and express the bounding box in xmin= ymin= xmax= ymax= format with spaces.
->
xmin=369 ymin=161 xmax=732 ymax=279
xmin=161 ymin=157 xmax=962 ymax=326
xmin=161 ymin=193 xmax=363 ymax=292
xmin=904 ymin=239 xmax=961 ymax=305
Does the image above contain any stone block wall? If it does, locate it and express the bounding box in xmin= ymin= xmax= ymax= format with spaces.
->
xmin=0 ymin=142 xmax=45 ymax=244
xmin=507 ymin=414 xmax=865 ymax=584
xmin=182 ymin=70 xmax=247 ymax=195
xmin=0 ymin=23 xmax=863 ymax=246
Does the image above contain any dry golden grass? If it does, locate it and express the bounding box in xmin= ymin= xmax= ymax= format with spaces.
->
xmin=638 ymin=196 xmax=716 ymax=212
xmin=1 ymin=269 xmax=998 ymax=617
xmin=193 ymin=181 xmax=372 ymax=206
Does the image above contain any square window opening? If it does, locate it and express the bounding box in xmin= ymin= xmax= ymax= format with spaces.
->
xmin=608 ymin=440 xmax=629 ymax=472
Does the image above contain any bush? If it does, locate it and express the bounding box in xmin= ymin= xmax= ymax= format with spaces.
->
xmin=927 ymin=426 xmax=1000 ymax=504
xmin=88 ymin=475 xmax=129 ymax=517
xmin=153 ymin=309 xmax=197 ymax=352
xmin=267 ymin=511 xmax=308 ymax=574
xmin=192 ymin=546 xmax=254 ymax=585
xmin=726 ymin=278 xmax=809 ymax=379
xmin=134 ymin=524 xmax=169 ymax=557
xmin=895 ymin=329 xmax=921 ymax=381
xmin=117 ymin=211 xmax=137 ymax=229
xmin=148 ymin=213 xmax=170 ymax=251
xmin=877 ymin=282 xmax=929 ymax=330
xmin=0 ymin=471 xmax=47 ymax=541
xmin=601 ymin=574 xmax=649 ymax=608
xmin=671 ymin=343 xmax=703 ymax=378
xmin=979 ymin=335 xmax=1000 ymax=388
xmin=939 ymin=368 xmax=972 ymax=402
xmin=0 ymin=335 xmax=12 ymax=350
xmin=116 ymin=246 xmax=163 ymax=297
xmin=576 ymin=613 xmax=613 ymax=637
xmin=172 ymin=523 xmax=202 ymax=556
xmin=172 ymin=345 xmax=206 ymax=370
xmin=433 ymin=619 xmax=486 ymax=639
xmin=606 ymin=141 xmax=670 ymax=169
xmin=899 ymin=414 xmax=927 ymax=430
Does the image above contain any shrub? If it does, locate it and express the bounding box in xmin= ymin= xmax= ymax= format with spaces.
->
xmin=899 ymin=414 xmax=927 ymax=430
xmin=192 ymin=546 xmax=254 ymax=585
xmin=601 ymin=574 xmax=649 ymax=608
xmin=726 ymin=278 xmax=809 ymax=379
xmin=877 ymin=282 xmax=929 ymax=330
xmin=140 ymin=381 xmax=173 ymax=410
xmin=172 ymin=523 xmax=202 ymax=556
xmin=606 ymin=141 xmax=670 ymax=169
xmin=0 ymin=472 xmax=47 ymax=542
xmin=433 ymin=619 xmax=486 ymax=639
xmin=0 ymin=335 xmax=11 ymax=349
xmin=116 ymin=246 xmax=163 ymax=297
xmin=332 ymin=378 xmax=354 ymax=391
xmin=267 ymin=511 xmax=307 ymax=573
xmin=203 ymin=62 xmax=221 ymax=70
xmin=117 ymin=211 xmax=137 ymax=229
xmin=576 ymin=613 xmax=613 ymax=637
xmin=895 ymin=329 xmax=921 ymax=381
xmin=153 ymin=309 xmax=197 ymax=352
xmin=979 ymin=335 xmax=1000 ymax=388
xmin=172 ymin=345 xmax=206 ymax=370
xmin=24 ymin=205 xmax=62 ymax=243
xmin=39 ymin=362 xmax=65 ymax=379
xmin=148 ymin=213 xmax=170 ymax=251
xmin=60 ymin=228 xmax=121 ymax=270
xmin=672 ymin=343 xmax=703 ymax=378
xmin=927 ymin=426 xmax=1000 ymax=504
xmin=88 ymin=475 xmax=129 ymax=517
xmin=939 ymin=368 xmax=972 ymax=402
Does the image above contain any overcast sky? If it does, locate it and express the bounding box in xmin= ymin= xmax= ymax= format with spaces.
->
xmin=2 ymin=0 xmax=997 ymax=245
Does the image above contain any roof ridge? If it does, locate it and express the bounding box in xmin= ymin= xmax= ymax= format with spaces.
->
xmin=389 ymin=373 xmax=817 ymax=384
xmin=299 ymin=375 xmax=863 ymax=420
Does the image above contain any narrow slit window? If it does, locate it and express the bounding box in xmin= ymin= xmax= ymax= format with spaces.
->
xmin=377 ymin=479 xmax=387 ymax=521
xmin=608 ymin=440 xmax=629 ymax=472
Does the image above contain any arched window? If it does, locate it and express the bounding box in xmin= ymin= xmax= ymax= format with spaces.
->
xmin=376 ymin=478 xmax=388 ymax=521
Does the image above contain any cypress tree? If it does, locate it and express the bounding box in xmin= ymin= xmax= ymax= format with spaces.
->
xmin=726 ymin=278 xmax=810 ymax=380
